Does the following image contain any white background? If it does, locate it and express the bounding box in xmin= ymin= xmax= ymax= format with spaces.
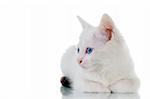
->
xmin=0 ymin=0 xmax=149 ymax=99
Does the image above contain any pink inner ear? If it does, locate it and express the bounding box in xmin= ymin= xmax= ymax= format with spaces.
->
xmin=104 ymin=25 xmax=112 ymax=41
xmin=100 ymin=14 xmax=114 ymax=41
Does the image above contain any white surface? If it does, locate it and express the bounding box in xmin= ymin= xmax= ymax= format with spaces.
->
xmin=61 ymin=87 xmax=140 ymax=99
xmin=0 ymin=0 xmax=149 ymax=99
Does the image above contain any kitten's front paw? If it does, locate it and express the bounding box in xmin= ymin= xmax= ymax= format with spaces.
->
xmin=109 ymin=78 xmax=140 ymax=93
xmin=74 ymin=80 xmax=110 ymax=93
xmin=84 ymin=86 xmax=110 ymax=93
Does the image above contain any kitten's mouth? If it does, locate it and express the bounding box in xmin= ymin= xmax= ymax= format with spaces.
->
xmin=79 ymin=61 xmax=100 ymax=71
xmin=79 ymin=64 xmax=88 ymax=69
xmin=80 ymin=64 xmax=95 ymax=70
xmin=80 ymin=65 xmax=98 ymax=72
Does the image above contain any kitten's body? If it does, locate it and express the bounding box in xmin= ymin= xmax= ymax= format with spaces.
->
xmin=60 ymin=14 xmax=140 ymax=93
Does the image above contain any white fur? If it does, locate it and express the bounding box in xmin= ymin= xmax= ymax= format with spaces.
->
xmin=60 ymin=14 xmax=140 ymax=93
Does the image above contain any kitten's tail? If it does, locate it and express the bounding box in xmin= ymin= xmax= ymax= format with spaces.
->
xmin=60 ymin=76 xmax=72 ymax=88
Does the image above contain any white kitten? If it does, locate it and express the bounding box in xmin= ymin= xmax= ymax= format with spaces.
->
xmin=60 ymin=14 xmax=140 ymax=93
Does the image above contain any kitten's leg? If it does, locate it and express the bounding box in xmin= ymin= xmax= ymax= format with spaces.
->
xmin=109 ymin=78 xmax=140 ymax=93
xmin=74 ymin=79 xmax=110 ymax=93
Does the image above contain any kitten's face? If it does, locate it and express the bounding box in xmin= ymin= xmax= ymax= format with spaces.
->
xmin=76 ymin=14 xmax=114 ymax=70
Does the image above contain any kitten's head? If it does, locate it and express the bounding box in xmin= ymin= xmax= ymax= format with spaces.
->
xmin=76 ymin=14 xmax=116 ymax=70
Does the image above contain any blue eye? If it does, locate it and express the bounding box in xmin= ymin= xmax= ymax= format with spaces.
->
xmin=86 ymin=47 xmax=93 ymax=54
xmin=77 ymin=48 xmax=80 ymax=53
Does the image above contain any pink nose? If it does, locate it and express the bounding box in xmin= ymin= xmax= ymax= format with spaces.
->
xmin=78 ymin=59 xmax=83 ymax=64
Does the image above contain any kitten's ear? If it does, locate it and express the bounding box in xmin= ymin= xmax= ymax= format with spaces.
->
xmin=99 ymin=14 xmax=115 ymax=40
xmin=77 ymin=16 xmax=92 ymax=29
